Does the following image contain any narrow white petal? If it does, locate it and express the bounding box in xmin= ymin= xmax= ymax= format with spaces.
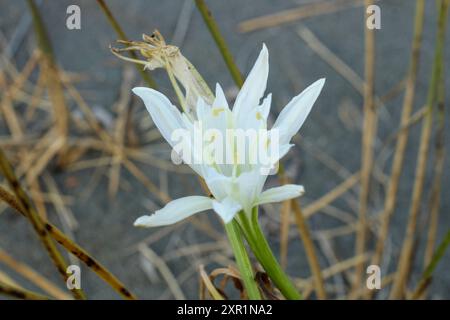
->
xmin=133 ymin=87 xmax=184 ymax=147
xmin=212 ymin=197 xmax=242 ymax=223
xmin=277 ymin=143 xmax=294 ymax=162
xmin=134 ymin=196 xmax=213 ymax=227
xmin=256 ymin=184 xmax=305 ymax=205
xmin=259 ymin=93 xmax=272 ymax=121
xmin=273 ymin=78 xmax=325 ymax=145
xmin=196 ymin=97 xmax=209 ymax=121
xmin=233 ymin=44 xmax=269 ymax=117
xmin=213 ymin=83 xmax=229 ymax=110
xmin=236 ymin=169 xmax=268 ymax=214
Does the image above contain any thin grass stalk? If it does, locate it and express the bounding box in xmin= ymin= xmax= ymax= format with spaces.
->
xmin=411 ymin=230 xmax=450 ymax=299
xmin=291 ymin=200 xmax=327 ymax=299
xmin=423 ymin=67 xmax=446 ymax=268
xmin=96 ymin=0 xmax=156 ymax=88
xmin=415 ymin=46 xmax=444 ymax=299
xmin=238 ymin=0 xmax=366 ymax=33
xmin=353 ymin=0 xmax=377 ymax=294
xmin=0 ymin=149 xmax=85 ymax=300
xmin=367 ymin=0 xmax=426 ymax=299
xmin=0 ymin=248 xmax=72 ymax=300
xmin=0 ymin=185 xmax=137 ymax=300
xmin=417 ymin=38 xmax=446 ymax=301
xmin=194 ymin=0 xmax=244 ymax=87
xmin=26 ymin=0 xmax=69 ymax=144
xmin=390 ymin=0 xmax=449 ymax=299
xmin=278 ymin=164 xmax=326 ymax=299
xmin=0 ymin=280 xmax=50 ymax=300
xmin=424 ymin=101 xmax=445 ymax=265
xmin=199 ymin=264 xmax=225 ymax=300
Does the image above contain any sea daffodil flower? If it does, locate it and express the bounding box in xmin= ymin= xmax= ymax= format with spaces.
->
xmin=133 ymin=45 xmax=325 ymax=227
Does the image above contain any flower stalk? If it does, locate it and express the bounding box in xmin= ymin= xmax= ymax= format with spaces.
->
xmin=224 ymin=220 xmax=261 ymax=299
xmin=238 ymin=208 xmax=302 ymax=300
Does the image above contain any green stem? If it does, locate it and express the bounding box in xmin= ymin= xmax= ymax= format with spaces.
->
xmin=224 ymin=220 xmax=261 ymax=300
xmin=412 ymin=230 xmax=450 ymax=299
xmin=238 ymin=209 xmax=302 ymax=300
xmin=195 ymin=0 xmax=244 ymax=87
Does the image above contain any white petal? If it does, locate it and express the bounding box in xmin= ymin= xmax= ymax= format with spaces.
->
xmin=273 ymin=78 xmax=325 ymax=145
xmin=203 ymin=167 xmax=232 ymax=200
xmin=133 ymin=87 xmax=184 ymax=147
xmin=236 ymin=169 xmax=268 ymax=214
xmin=134 ymin=196 xmax=213 ymax=227
xmin=277 ymin=143 xmax=294 ymax=162
xmin=233 ymin=44 xmax=269 ymax=117
xmin=195 ymin=97 xmax=209 ymax=121
xmin=256 ymin=184 xmax=305 ymax=205
xmin=212 ymin=197 xmax=242 ymax=223
xmin=213 ymin=83 xmax=229 ymax=110
xmin=259 ymin=93 xmax=272 ymax=121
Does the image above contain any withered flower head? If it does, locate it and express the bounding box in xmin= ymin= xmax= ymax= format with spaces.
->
xmin=111 ymin=30 xmax=214 ymax=113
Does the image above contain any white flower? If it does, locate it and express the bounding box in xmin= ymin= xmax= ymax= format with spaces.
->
xmin=133 ymin=45 xmax=325 ymax=227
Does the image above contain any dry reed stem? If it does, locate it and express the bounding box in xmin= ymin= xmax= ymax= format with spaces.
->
xmin=238 ymin=0 xmax=366 ymax=33
xmin=411 ymin=231 xmax=450 ymax=299
xmin=25 ymin=70 xmax=45 ymax=121
xmin=303 ymin=172 xmax=360 ymax=218
xmin=0 ymin=149 xmax=85 ymax=300
xmin=0 ymin=270 xmax=23 ymax=289
xmin=0 ymin=73 xmax=24 ymax=138
xmin=369 ymin=3 xmax=426 ymax=296
xmin=6 ymin=50 xmax=40 ymax=101
xmin=292 ymin=199 xmax=327 ymax=299
xmin=43 ymin=173 xmax=79 ymax=231
xmin=423 ymin=80 xmax=445 ymax=271
xmin=199 ymin=264 xmax=225 ymax=300
xmin=296 ymin=26 xmax=386 ymax=111
xmin=390 ymin=0 xmax=448 ymax=299
xmin=139 ymin=244 xmax=186 ymax=300
xmin=195 ymin=0 xmax=243 ymax=87
xmin=109 ymin=67 xmax=134 ymax=197
xmin=41 ymin=60 xmax=69 ymax=149
xmin=0 ymin=279 xmax=50 ymax=300
xmin=0 ymin=247 xmax=72 ymax=299
xmin=279 ymin=193 xmax=291 ymax=269
xmin=29 ymin=178 xmax=47 ymax=220
xmin=352 ymin=0 xmax=377 ymax=295
xmin=351 ymin=273 xmax=395 ymax=299
xmin=27 ymin=0 xmax=69 ymax=151
xmin=299 ymin=253 xmax=369 ymax=298
xmin=0 ymin=185 xmax=137 ymax=300
xmin=0 ymin=50 xmax=39 ymax=138
xmin=163 ymin=241 xmax=228 ymax=262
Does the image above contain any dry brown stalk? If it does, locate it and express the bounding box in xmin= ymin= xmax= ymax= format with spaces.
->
xmin=0 ymin=185 xmax=137 ymax=300
xmin=0 ymin=73 xmax=23 ymax=138
xmin=303 ymin=172 xmax=360 ymax=218
xmin=0 ymin=247 xmax=71 ymax=299
xmin=0 ymin=148 xmax=85 ymax=300
xmin=390 ymin=0 xmax=448 ymax=299
xmin=139 ymin=244 xmax=186 ymax=300
xmin=352 ymin=0 xmax=377 ymax=295
xmin=0 ymin=279 xmax=50 ymax=300
xmin=292 ymin=199 xmax=327 ymax=299
xmin=368 ymin=0 xmax=426 ymax=299
xmin=238 ymin=0 xmax=366 ymax=33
